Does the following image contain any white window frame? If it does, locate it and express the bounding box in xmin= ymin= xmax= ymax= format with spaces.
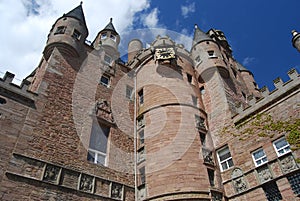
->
xmin=100 ymin=74 xmax=110 ymax=87
xmin=110 ymin=34 xmax=116 ymax=41
xmin=72 ymin=29 xmax=81 ymax=40
xmin=101 ymin=33 xmax=107 ymax=39
xmin=207 ymin=50 xmax=217 ymax=58
xmin=273 ymin=138 xmax=291 ymax=157
xmin=88 ymin=148 xmax=107 ymax=166
xmin=217 ymin=146 xmax=234 ymax=172
xmin=252 ymin=148 xmax=268 ymax=167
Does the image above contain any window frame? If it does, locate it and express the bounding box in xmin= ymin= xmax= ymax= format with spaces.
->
xmin=110 ymin=34 xmax=116 ymax=41
xmin=138 ymin=89 xmax=144 ymax=105
xmin=126 ymin=85 xmax=133 ymax=100
xmin=54 ymin=26 xmax=66 ymax=35
xmin=101 ymin=33 xmax=107 ymax=39
xmin=207 ymin=50 xmax=217 ymax=58
xmin=252 ymin=148 xmax=268 ymax=167
xmin=273 ymin=137 xmax=291 ymax=157
xmin=100 ymin=74 xmax=110 ymax=87
xmin=72 ymin=29 xmax=81 ymax=40
xmin=217 ymin=146 xmax=234 ymax=172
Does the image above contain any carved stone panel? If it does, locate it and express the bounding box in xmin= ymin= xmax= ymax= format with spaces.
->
xmin=111 ymin=182 xmax=123 ymax=200
xmin=138 ymin=186 xmax=146 ymax=201
xmin=279 ymin=154 xmax=298 ymax=174
xmin=95 ymin=99 xmax=114 ymax=123
xmin=202 ymin=148 xmax=214 ymax=165
xmin=211 ymin=191 xmax=223 ymax=201
xmin=232 ymin=177 xmax=247 ymax=193
xmin=79 ymin=174 xmax=94 ymax=193
xmin=231 ymin=168 xmax=243 ymax=179
xmin=43 ymin=164 xmax=61 ymax=184
xmin=257 ymin=165 xmax=273 ymax=184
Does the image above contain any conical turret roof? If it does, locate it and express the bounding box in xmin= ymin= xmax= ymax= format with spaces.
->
xmin=64 ymin=2 xmax=87 ymax=30
xmin=193 ymin=24 xmax=211 ymax=46
xmin=101 ymin=18 xmax=118 ymax=35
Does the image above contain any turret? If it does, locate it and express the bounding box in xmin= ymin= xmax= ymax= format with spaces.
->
xmin=191 ymin=25 xmax=229 ymax=80
xmin=92 ymin=18 xmax=120 ymax=60
xmin=292 ymin=30 xmax=300 ymax=52
xmin=43 ymin=2 xmax=88 ymax=59
xmin=127 ymin=39 xmax=143 ymax=62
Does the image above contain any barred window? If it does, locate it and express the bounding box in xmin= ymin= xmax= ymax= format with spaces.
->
xmin=262 ymin=181 xmax=282 ymax=201
xmin=287 ymin=172 xmax=300 ymax=196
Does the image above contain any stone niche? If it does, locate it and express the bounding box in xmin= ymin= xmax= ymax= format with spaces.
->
xmin=279 ymin=154 xmax=298 ymax=174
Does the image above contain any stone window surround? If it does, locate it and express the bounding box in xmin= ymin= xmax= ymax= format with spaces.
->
xmin=100 ymin=74 xmax=110 ymax=87
xmin=217 ymin=145 xmax=234 ymax=172
xmin=72 ymin=29 xmax=81 ymax=40
xmin=252 ymin=148 xmax=268 ymax=167
xmin=272 ymin=137 xmax=291 ymax=157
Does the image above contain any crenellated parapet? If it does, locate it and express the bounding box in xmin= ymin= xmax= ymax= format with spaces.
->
xmin=233 ymin=68 xmax=299 ymax=124
xmin=0 ymin=72 xmax=37 ymax=107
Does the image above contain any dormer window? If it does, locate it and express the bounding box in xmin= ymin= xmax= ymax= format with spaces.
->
xmin=72 ymin=29 xmax=81 ymax=40
xmin=54 ymin=26 xmax=66 ymax=35
xmin=110 ymin=34 xmax=116 ymax=41
xmin=101 ymin=33 xmax=107 ymax=39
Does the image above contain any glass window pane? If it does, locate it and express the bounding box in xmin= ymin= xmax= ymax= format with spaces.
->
xmin=89 ymin=122 xmax=109 ymax=153
xmin=275 ymin=138 xmax=288 ymax=149
xmin=221 ymin=162 xmax=228 ymax=170
xmin=96 ymin=153 xmax=106 ymax=165
xmin=253 ymin=150 xmax=264 ymax=159
xmin=87 ymin=151 xmax=95 ymax=163
xmin=227 ymin=158 xmax=234 ymax=167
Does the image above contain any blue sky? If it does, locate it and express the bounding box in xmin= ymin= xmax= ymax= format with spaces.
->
xmin=0 ymin=0 xmax=299 ymax=90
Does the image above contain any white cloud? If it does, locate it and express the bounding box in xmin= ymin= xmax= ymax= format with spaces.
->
xmin=142 ymin=8 xmax=159 ymax=28
xmin=0 ymin=0 xmax=151 ymax=81
xmin=242 ymin=57 xmax=255 ymax=66
xmin=181 ymin=2 xmax=195 ymax=18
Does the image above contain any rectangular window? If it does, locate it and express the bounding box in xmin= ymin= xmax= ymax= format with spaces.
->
xmin=139 ymin=129 xmax=145 ymax=145
xmin=137 ymin=147 xmax=145 ymax=163
xmin=137 ymin=115 xmax=145 ymax=129
xmin=138 ymin=89 xmax=144 ymax=105
xmin=100 ymin=74 xmax=110 ymax=87
xmin=207 ymin=169 xmax=215 ymax=186
xmin=287 ymin=172 xmax=300 ymax=196
xmin=110 ymin=34 xmax=116 ymax=41
xmin=217 ymin=146 xmax=234 ymax=171
xmin=126 ymin=85 xmax=133 ymax=100
xmin=200 ymin=133 xmax=206 ymax=146
xmin=195 ymin=115 xmax=206 ymax=129
xmin=187 ymin=73 xmax=192 ymax=83
xmin=139 ymin=167 xmax=145 ymax=185
xmin=273 ymin=138 xmax=291 ymax=157
xmin=252 ymin=149 xmax=268 ymax=167
xmin=195 ymin=55 xmax=201 ymax=63
xmin=208 ymin=50 xmax=216 ymax=58
xmin=104 ymin=55 xmax=112 ymax=65
xmin=101 ymin=33 xmax=107 ymax=39
xmin=262 ymin=181 xmax=282 ymax=201
xmin=72 ymin=29 xmax=81 ymax=40
xmin=54 ymin=26 xmax=66 ymax=35
xmin=192 ymin=95 xmax=198 ymax=106
xmin=87 ymin=122 xmax=110 ymax=166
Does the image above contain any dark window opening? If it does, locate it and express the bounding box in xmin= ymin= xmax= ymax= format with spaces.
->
xmin=72 ymin=29 xmax=81 ymax=40
xmin=139 ymin=167 xmax=145 ymax=185
xmin=262 ymin=181 xmax=282 ymax=201
xmin=187 ymin=73 xmax=192 ymax=83
xmin=139 ymin=130 xmax=144 ymax=145
xmin=208 ymin=50 xmax=216 ymax=58
xmin=207 ymin=169 xmax=215 ymax=186
xmin=0 ymin=97 xmax=7 ymax=105
xmin=192 ymin=95 xmax=197 ymax=106
xmin=100 ymin=75 xmax=110 ymax=87
xmin=200 ymin=86 xmax=205 ymax=95
xmin=200 ymin=133 xmax=206 ymax=146
xmin=54 ymin=26 xmax=66 ymax=35
xmin=287 ymin=172 xmax=300 ymax=195
xmin=138 ymin=89 xmax=144 ymax=105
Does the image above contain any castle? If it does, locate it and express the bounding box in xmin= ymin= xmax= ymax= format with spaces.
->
xmin=0 ymin=3 xmax=299 ymax=201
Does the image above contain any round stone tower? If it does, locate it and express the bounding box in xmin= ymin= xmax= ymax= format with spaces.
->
xmin=128 ymin=39 xmax=143 ymax=62
xmin=43 ymin=3 xmax=88 ymax=59
xmin=131 ymin=36 xmax=214 ymax=200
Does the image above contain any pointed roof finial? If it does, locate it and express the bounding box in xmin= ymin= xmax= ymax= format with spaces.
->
xmin=110 ymin=18 xmax=113 ymax=23
xmin=102 ymin=18 xmax=118 ymax=35
xmin=80 ymin=1 xmax=83 ymax=5
xmin=192 ymin=24 xmax=211 ymax=46
xmin=194 ymin=24 xmax=198 ymax=29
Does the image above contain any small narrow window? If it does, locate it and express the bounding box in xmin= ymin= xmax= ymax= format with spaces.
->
xmin=138 ymin=89 xmax=144 ymax=105
xmin=195 ymin=55 xmax=201 ymax=63
xmin=200 ymin=133 xmax=206 ymax=146
xmin=104 ymin=55 xmax=112 ymax=65
xmin=217 ymin=146 xmax=234 ymax=171
xmin=139 ymin=129 xmax=145 ymax=145
xmin=139 ymin=167 xmax=145 ymax=185
xmin=101 ymin=33 xmax=107 ymax=39
xmin=187 ymin=73 xmax=192 ymax=83
xmin=137 ymin=115 xmax=145 ymax=129
xmin=100 ymin=74 xmax=110 ymax=87
xmin=208 ymin=50 xmax=216 ymax=58
xmin=192 ymin=95 xmax=197 ymax=106
xmin=110 ymin=34 xmax=116 ymax=41
xmin=262 ymin=181 xmax=282 ymax=201
xmin=195 ymin=115 xmax=206 ymax=129
xmin=87 ymin=122 xmax=110 ymax=166
xmin=54 ymin=26 xmax=66 ymax=35
xmin=72 ymin=29 xmax=81 ymax=40
xmin=126 ymin=85 xmax=133 ymax=100
xmin=200 ymin=86 xmax=205 ymax=95
xmin=137 ymin=147 xmax=145 ymax=163
xmin=273 ymin=138 xmax=291 ymax=157
xmin=252 ymin=149 xmax=268 ymax=167
xmin=0 ymin=97 xmax=6 ymax=105
xmin=207 ymin=169 xmax=215 ymax=186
